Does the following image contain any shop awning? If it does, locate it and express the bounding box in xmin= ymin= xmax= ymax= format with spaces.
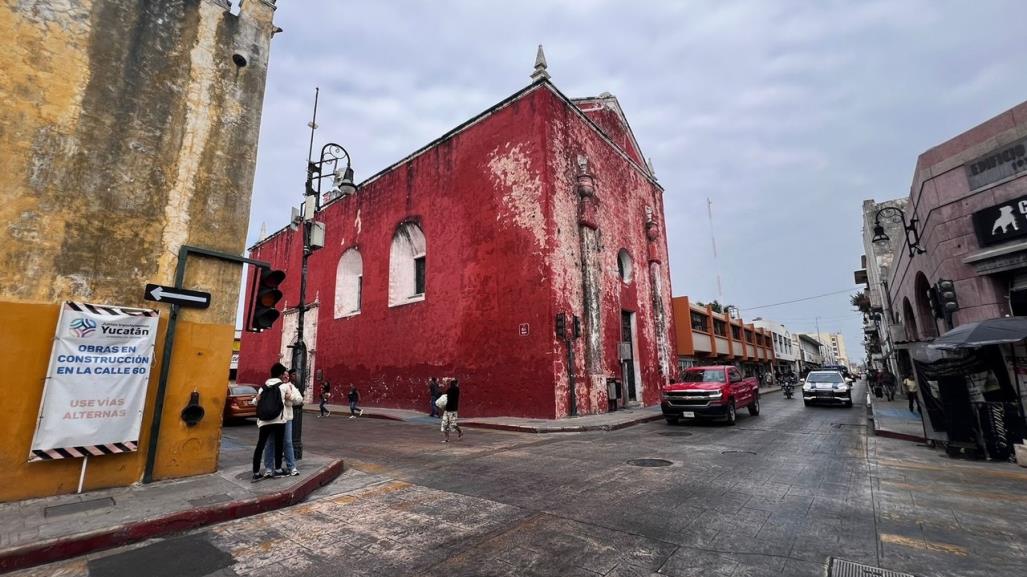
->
xmin=929 ymin=317 xmax=1027 ymax=349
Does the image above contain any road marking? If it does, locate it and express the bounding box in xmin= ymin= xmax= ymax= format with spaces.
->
xmin=876 ymin=458 xmax=1027 ymax=481
xmin=330 ymin=480 xmax=411 ymax=505
xmin=882 ymin=479 xmax=1027 ymax=502
xmin=880 ymin=533 xmax=968 ymax=556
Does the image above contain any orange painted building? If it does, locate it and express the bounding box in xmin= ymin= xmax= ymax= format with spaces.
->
xmin=671 ymin=296 xmax=776 ymax=379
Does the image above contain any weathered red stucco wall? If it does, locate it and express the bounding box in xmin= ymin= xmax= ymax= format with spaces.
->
xmin=238 ymin=82 xmax=675 ymax=418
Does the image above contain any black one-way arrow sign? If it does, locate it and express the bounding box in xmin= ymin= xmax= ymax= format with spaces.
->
xmin=144 ymin=284 xmax=211 ymax=309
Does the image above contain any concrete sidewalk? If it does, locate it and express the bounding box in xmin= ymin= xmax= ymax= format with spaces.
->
xmin=868 ymin=390 xmax=927 ymax=442
xmin=0 ymin=430 xmax=343 ymax=573
xmin=313 ymin=385 xmax=784 ymax=433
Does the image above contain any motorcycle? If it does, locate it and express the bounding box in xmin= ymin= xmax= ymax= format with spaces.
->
xmin=782 ymin=379 xmax=795 ymax=399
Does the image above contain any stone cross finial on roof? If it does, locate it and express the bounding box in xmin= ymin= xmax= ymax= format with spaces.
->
xmin=646 ymin=157 xmax=656 ymax=178
xmin=258 ymin=221 xmax=268 ymax=241
xmin=531 ymin=44 xmax=550 ymax=81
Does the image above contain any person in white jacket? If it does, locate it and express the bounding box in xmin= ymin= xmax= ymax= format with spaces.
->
xmin=251 ymin=363 xmax=303 ymax=481
xmin=262 ymin=368 xmax=304 ymax=476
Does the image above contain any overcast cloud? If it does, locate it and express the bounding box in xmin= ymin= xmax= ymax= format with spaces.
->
xmin=247 ymin=0 xmax=1027 ymax=361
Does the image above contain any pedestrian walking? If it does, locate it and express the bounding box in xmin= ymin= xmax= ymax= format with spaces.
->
xmin=262 ymin=368 xmax=303 ymax=476
xmin=251 ymin=362 xmax=300 ymax=481
xmin=429 ymin=377 xmax=441 ymax=418
xmin=883 ymin=373 xmax=897 ymax=401
xmin=348 ymin=384 xmax=364 ymax=418
xmin=318 ymin=379 xmax=331 ymax=417
xmin=879 ymin=369 xmax=897 ymax=401
xmin=903 ymin=374 xmax=921 ymax=413
xmin=440 ymin=378 xmax=463 ymax=443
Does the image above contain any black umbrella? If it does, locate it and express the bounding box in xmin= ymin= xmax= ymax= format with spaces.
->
xmin=929 ymin=316 xmax=1027 ymax=349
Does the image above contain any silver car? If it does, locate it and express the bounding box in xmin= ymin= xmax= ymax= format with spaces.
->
xmin=802 ymin=370 xmax=853 ymax=407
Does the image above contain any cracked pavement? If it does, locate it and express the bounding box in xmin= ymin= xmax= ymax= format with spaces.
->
xmin=13 ymin=381 xmax=1027 ymax=577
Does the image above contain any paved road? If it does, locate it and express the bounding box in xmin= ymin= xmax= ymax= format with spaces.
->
xmin=15 ymin=382 xmax=1027 ymax=577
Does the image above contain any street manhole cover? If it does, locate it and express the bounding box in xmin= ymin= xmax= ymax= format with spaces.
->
xmin=627 ymin=458 xmax=673 ymax=467
xmin=659 ymin=432 xmax=693 ymax=437
xmin=721 ymin=450 xmax=757 ymax=455
xmin=829 ymin=558 xmax=914 ymax=577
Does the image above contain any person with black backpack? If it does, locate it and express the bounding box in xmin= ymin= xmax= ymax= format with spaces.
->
xmin=251 ymin=362 xmax=301 ymax=481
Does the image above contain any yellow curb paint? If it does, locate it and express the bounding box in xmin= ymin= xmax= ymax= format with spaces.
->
xmin=880 ymin=533 xmax=968 ymax=556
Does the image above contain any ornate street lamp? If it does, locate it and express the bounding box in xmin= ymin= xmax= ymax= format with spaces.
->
xmin=291 ymin=139 xmax=356 ymax=459
xmin=872 ymin=206 xmax=925 ymax=258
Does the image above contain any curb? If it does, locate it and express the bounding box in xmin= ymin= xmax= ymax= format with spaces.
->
xmin=304 ymin=407 xmax=405 ymax=422
xmin=872 ymin=426 xmax=926 ymax=443
xmin=868 ymin=400 xmax=926 ymax=444
xmin=462 ymin=413 xmax=663 ymax=434
xmin=0 ymin=459 xmax=345 ymax=574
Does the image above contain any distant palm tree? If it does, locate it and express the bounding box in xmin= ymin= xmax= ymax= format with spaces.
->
xmin=851 ymin=292 xmax=871 ymax=314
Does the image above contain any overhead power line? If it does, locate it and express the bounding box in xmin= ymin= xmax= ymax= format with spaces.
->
xmin=740 ymin=288 xmax=855 ymax=312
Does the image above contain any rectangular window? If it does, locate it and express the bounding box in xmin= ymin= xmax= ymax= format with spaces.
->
xmin=355 ymin=275 xmax=362 ymax=311
xmin=713 ymin=319 xmax=727 ymax=337
xmin=731 ymin=325 xmax=741 ymax=339
xmin=414 ymin=256 xmax=426 ymax=295
xmin=690 ymin=311 xmax=709 ymax=333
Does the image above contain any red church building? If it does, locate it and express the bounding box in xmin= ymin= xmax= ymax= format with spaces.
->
xmin=238 ymin=52 xmax=677 ymax=419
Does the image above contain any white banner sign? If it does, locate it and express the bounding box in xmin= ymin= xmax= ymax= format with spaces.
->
xmin=29 ymin=302 xmax=159 ymax=461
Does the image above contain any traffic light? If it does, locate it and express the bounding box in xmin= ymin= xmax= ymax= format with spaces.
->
xmin=248 ymin=267 xmax=285 ymax=332
xmin=572 ymin=315 xmax=582 ymax=339
xmin=936 ymin=279 xmax=959 ymax=315
xmin=555 ymin=313 xmax=567 ymax=340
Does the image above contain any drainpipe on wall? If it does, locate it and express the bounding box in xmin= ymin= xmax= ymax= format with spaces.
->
xmin=645 ymin=209 xmax=671 ymax=382
xmin=576 ymin=155 xmax=601 ymax=416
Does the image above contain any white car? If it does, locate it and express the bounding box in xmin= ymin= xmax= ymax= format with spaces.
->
xmin=802 ymin=370 xmax=853 ymax=407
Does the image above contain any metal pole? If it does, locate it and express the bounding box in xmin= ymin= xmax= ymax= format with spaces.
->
xmin=291 ymin=90 xmax=322 ymax=460
xmin=142 ymin=246 xmax=271 ymax=483
xmin=566 ymin=338 xmax=577 ymax=417
xmin=77 ymin=456 xmax=88 ymax=494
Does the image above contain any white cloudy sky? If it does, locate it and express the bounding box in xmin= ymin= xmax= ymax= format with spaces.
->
xmin=246 ymin=0 xmax=1027 ymax=363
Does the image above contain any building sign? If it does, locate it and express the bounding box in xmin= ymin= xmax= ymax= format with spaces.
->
xmin=966 ymin=137 xmax=1027 ymax=191
xmin=971 ymin=193 xmax=1027 ymax=247
xmin=29 ymin=302 xmax=159 ymax=461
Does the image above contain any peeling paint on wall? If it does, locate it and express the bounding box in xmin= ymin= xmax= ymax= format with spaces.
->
xmin=489 ymin=142 xmax=546 ymax=253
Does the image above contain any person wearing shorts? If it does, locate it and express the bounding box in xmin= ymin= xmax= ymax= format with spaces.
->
xmin=441 ymin=379 xmax=463 ymax=443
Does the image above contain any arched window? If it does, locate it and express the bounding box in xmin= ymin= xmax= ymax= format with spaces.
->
xmin=389 ymin=221 xmax=426 ymax=306
xmin=617 ymin=249 xmax=633 ymax=283
xmin=334 ymin=248 xmax=363 ymax=318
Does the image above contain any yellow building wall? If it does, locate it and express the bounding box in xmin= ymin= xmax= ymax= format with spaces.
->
xmin=0 ymin=300 xmax=234 ymax=502
xmin=0 ymin=1 xmax=275 ymax=500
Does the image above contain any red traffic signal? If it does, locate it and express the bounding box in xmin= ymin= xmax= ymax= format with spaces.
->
xmin=248 ymin=268 xmax=285 ymax=332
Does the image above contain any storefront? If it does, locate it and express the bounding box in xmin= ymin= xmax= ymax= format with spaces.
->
xmin=910 ymin=320 xmax=1027 ymax=460
xmin=886 ymin=100 xmax=1027 ymax=357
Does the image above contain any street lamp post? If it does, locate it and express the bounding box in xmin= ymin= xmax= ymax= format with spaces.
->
xmin=872 ymin=206 xmax=925 ymax=258
xmin=291 ymin=141 xmax=356 ymax=459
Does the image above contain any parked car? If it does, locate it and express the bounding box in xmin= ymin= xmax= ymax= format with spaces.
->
xmin=224 ymin=384 xmax=258 ymax=421
xmin=802 ymin=371 xmax=853 ymax=407
xmin=661 ymin=366 xmax=760 ymax=425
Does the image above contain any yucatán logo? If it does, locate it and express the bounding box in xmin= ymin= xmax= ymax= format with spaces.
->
xmin=100 ymin=323 xmax=151 ymax=337
xmin=69 ymin=317 xmax=97 ymax=338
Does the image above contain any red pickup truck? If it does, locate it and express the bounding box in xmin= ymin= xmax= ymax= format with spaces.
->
xmin=661 ymin=365 xmax=760 ymax=425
